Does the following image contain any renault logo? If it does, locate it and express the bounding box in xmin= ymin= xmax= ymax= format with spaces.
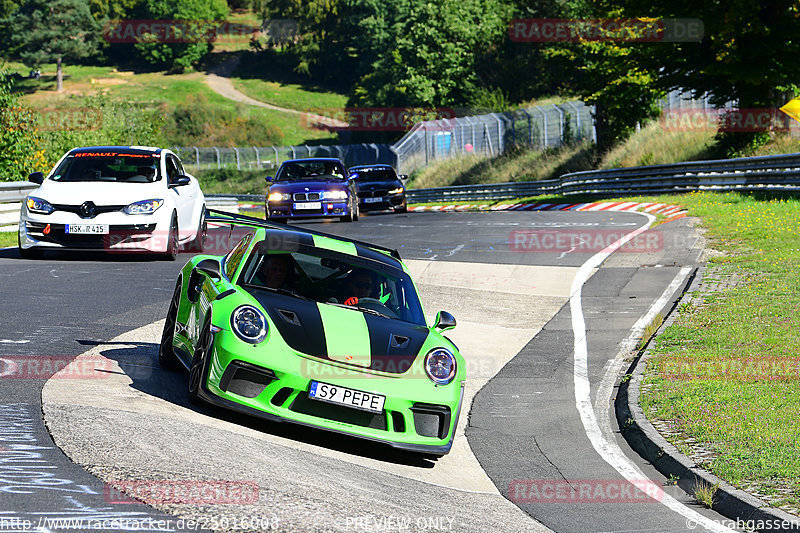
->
xmin=79 ymin=201 xmax=96 ymax=219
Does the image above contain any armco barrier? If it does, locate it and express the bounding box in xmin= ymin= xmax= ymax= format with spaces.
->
xmin=4 ymin=151 xmax=800 ymax=208
xmin=406 ymin=151 xmax=800 ymax=203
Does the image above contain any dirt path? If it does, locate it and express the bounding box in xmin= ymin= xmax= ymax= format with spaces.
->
xmin=205 ymin=55 xmax=347 ymax=129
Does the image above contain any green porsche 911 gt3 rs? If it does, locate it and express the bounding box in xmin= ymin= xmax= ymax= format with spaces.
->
xmin=158 ymin=211 xmax=465 ymax=456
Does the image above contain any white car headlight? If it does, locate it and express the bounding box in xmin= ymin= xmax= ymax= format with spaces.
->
xmin=26 ymin=196 xmax=54 ymax=215
xmin=123 ymin=199 xmax=163 ymax=215
xmin=323 ymin=190 xmax=348 ymax=200
xmin=268 ymin=192 xmax=290 ymax=203
xmin=424 ymin=348 xmax=456 ymax=385
xmin=231 ymin=305 xmax=268 ymax=344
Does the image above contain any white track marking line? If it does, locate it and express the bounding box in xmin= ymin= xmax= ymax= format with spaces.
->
xmin=570 ymin=214 xmax=734 ymax=533
xmin=595 ymin=266 xmax=693 ymax=433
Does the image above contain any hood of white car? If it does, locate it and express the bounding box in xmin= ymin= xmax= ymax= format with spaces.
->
xmin=34 ymin=179 xmax=164 ymax=205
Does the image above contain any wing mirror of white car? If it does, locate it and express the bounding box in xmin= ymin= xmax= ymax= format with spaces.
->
xmin=434 ymin=311 xmax=457 ymax=331
xmin=170 ymin=175 xmax=191 ymax=188
xmin=28 ymin=172 xmax=44 ymax=184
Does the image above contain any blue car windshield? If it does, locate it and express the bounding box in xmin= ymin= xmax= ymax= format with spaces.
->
xmin=276 ymin=161 xmax=346 ymax=181
xmin=240 ymin=246 xmax=426 ymax=326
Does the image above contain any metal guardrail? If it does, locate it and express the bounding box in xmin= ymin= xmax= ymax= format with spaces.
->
xmin=4 ymin=152 xmax=800 ymax=209
xmin=406 ymin=152 xmax=800 ymax=203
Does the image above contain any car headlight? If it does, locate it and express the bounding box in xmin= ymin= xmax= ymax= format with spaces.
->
xmin=26 ymin=196 xmax=54 ymax=215
xmin=323 ymin=190 xmax=348 ymax=200
xmin=388 ymin=187 xmax=404 ymax=195
xmin=231 ymin=305 xmax=268 ymax=344
xmin=424 ymin=348 xmax=456 ymax=385
xmin=123 ymin=199 xmax=163 ymax=215
xmin=268 ymin=192 xmax=290 ymax=203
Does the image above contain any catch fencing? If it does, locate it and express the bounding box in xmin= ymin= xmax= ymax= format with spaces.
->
xmin=172 ymin=144 xmax=396 ymax=173
xmin=391 ymin=102 xmax=596 ymax=176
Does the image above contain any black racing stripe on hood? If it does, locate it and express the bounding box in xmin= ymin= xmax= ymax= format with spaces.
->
xmin=363 ymin=314 xmax=429 ymax=374
xmin=246 ymin=289 xmax=328 ymax=358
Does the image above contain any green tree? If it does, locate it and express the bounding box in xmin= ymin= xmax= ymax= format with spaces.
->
xmin=133 ymin=0 xmax=228 ymax=72
xmin=0 ymin=71 xmax=43 ymax=181
xmin=350 ymin=0 xmax=512 ymax=109
xmin=6 ymin=0 xmax=100 ymax=91
xmin=620 ymin=0 xmax=800 ymax=155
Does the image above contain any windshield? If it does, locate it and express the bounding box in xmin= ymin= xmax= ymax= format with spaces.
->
xmin=350 ymin=169 xmax=397 ymax=182
xmin=276 ymin=160 xmax=346 ymax=181
xmin=50 ymin=153 xmax=161 ymax=183
xmin=240 ymin=245 xmax=425 ymax=326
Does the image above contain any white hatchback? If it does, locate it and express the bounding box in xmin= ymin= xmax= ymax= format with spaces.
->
xmin=18 ymin=146 xmax=206 ymax=260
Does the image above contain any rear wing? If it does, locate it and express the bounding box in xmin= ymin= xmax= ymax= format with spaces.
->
xmin=205 ymin=208 xmax=402 ymax=261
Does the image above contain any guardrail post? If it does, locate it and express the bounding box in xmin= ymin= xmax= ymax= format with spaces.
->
xmin=272 ymin=146 xmax=279 ymax=167
xmin=253 ymin=146 xmax=260 ymax=169
xmin=193 ymin=146 xmax=200 ymax=170
xmin=290 ymin=146 xmax=296 ymax=159
xmin=213 ymin=146 xmax=221 ymax=169
xmin=304 ymin=144 xmax=311 ymax=157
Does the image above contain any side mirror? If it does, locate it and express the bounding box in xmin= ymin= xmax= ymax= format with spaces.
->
xmin=28 ymin=172 xmax=44 ymax=184
xmin=265 ymin=175 xmax=273 ymax=182
xmin=195 ymin=258 xmax=221 ymax=280
xmin=434 ymin=311 xmax=456 ymax=331
xmin=170 ymin=175 xmax=191 ymax=188
xmin=399 ymin=174 xmax=408 ymax=181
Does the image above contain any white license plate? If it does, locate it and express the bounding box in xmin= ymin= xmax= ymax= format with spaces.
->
xmin=66 ymin=224 xmax=109 ymax=234
xmin=364 ymin=197 xmax=384 ymax=204
xmin=308 ymin=381 xmax=386 ymax=414
xmin=294 ymin=202 xmax=321 ymax=210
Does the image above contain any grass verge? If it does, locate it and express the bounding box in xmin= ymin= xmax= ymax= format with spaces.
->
xmin=0 ymin=232 xmax=15 ymax=248
xmin=633 ymin=191 xmax=800 ymax=514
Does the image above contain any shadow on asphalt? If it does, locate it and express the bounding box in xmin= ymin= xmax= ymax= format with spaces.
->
xmin=89 ymin=340 xmax=438 ymax=469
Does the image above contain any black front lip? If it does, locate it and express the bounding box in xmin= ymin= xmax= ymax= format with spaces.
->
xmin=195 ymin=350 xmax=457 ymax=456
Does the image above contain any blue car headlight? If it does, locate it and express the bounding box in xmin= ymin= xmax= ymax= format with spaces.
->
xmin=268 ymin=192 xmax=291 ymax=203
xmin=323 ymin=190 xmax=348 ymax=200
xmin=424 ymin=348 xmax=456 ymax=385
xmin=388 ymin=187 xmax=404 ymax=195
xmin=123 ymin=199 xmax=163 ymax=215
xmin=26 ymin=196 xmax=54 ymax=215
xmin=231 ymin=305 xmax=268 ymax=344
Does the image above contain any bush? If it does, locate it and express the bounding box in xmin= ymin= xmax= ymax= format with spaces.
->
xmin=0 ymin=71 xmax=48 ymax=181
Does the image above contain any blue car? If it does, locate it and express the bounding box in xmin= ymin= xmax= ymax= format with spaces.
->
xmin=265 ymin=158 xmax=359 ymax=223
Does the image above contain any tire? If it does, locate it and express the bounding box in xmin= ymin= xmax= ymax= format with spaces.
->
xmin=269 ymin=217 xmax=288 ymax=224
xmin=184 ymin=209 xmax=207 ymax=253
xmin=395 ymin=205 xmax=408 ymax=214
xmin=187 ymin=315 xmax=213 ymax=405
xmin=340 ymin=198 xmax=357 ymax=223
xmin=163 ymin=216 xmax=179 ymax=261
xmin=18 ymin=232 xmax=43 ymax=259
xmin=158 ymin=280 xmax=183 ymax=371
xmin=352 ymin=201 xmax=359 ymax=221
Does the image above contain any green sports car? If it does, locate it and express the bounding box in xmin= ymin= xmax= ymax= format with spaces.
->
xmin=159 ymin=211 xmax=465 ymax=456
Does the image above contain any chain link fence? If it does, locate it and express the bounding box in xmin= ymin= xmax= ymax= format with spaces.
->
xmin=172 ymin=144 xmax=396 ymax=173
xmin=390 ymin=102 xmax=596 ymax=175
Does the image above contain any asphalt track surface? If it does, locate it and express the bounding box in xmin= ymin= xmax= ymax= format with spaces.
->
xmin=0 ymin=210 xmax=743 ymax=532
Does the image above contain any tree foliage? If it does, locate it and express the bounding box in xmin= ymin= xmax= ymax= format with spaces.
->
xmin=0 ymin=71 xmax=45 ymax=181
xmin=133 ymin=0 xmax=228 ymax=72
xmin=5 ymin=0 xmax=100 ymax=90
